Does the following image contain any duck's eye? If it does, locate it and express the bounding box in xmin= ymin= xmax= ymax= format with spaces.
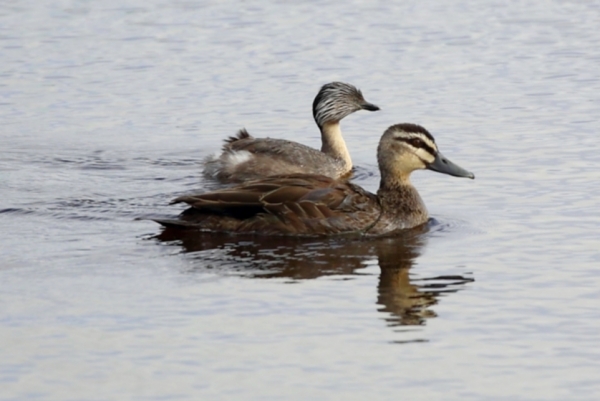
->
xmin=409 ymin=138 xmax=423 ymax=148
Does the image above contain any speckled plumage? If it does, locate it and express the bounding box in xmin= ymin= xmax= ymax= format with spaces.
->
xmin=203 ymin=82 xmax=379 ymax=183
xmin=155 ymin=124 xmax=474 ymax=237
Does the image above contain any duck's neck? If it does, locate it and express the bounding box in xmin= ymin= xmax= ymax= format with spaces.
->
xmin=377 ymin=173 xmax=428 ymax=225
xmin=320 ymin=122 xmax=352 ymax=170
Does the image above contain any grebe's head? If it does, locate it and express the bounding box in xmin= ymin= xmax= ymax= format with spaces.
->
xmin=312 ymin=82 xmax=379 ymax=128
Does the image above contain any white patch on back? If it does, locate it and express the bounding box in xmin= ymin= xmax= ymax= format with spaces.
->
xmin=202 ymin=150 xmax=254 ymax=178
xmin=224 ymin=150 xmax=253 ymax=167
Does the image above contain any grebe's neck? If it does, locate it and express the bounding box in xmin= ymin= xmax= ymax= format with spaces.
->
xmin=320 ymin=121 xmax=352 ymax=169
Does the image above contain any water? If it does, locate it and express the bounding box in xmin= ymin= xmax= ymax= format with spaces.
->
xmin=2 ymin=0 xmax=600 ymax=400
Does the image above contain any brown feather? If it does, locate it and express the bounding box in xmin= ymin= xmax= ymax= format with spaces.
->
xmin=163 ymin=174 xmax=383 ymax=236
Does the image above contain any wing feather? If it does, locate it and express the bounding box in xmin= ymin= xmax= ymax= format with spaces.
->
xmin=161 ymin=174 xmax=381 ymax=236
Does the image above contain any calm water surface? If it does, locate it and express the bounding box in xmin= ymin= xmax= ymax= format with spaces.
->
xmin=2 ymin=1 xmax=600 ymax=400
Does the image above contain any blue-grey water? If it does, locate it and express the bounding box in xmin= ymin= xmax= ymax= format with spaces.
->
xmin=2 ymin=1 xmax=600 ymax=400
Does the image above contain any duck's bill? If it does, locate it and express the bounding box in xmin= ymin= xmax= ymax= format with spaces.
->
xmin=361 ymin=102 xmax=380 ymax=111
xmin=427 ymin=151 xmax=475 ymax=179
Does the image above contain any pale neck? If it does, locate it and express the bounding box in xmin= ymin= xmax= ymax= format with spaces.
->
xmin=320 ymin=121 xmax=352 ymax=169
xmin=379 ymin=168 xmax=411 ymax=190
xmin=377 ymin=173 xmax=427 ymax=218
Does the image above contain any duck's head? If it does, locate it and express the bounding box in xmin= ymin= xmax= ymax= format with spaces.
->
xmin=378 ymin=123 xmax=475 ymax=181
xmin=312 ymin=82 xmax=379 ymax=128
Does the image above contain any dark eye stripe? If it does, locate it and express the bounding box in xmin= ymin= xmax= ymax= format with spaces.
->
xmin=395 ymin=137 xmax=437 ymax=156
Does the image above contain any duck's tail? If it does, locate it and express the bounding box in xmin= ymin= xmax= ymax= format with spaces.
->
xmin=151 ymin=218 xmax=201 ymax=229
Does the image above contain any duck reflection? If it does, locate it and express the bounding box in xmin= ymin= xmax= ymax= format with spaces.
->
xmin=374 ymin=234 xmax=474 ymax=326
xmin=155 ymin=222 xmax=473 ymax=327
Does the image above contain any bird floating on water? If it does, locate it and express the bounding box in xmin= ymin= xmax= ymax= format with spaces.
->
xmin=156 ymin=123 xmax=474 ymax=237
xmin=203 ymin=82 xmax=379 ymax=183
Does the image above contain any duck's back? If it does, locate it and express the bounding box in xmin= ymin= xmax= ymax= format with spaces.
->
xmin=203 ymin=130 xmax=349 ymax=182
xmin=156 ymin=174 xmax=381 ymax=237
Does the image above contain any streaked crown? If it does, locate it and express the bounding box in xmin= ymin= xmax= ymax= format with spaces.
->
xmin=312 ymin=82 xmax=379 ymax=128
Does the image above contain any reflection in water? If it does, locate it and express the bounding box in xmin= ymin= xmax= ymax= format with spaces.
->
xmin=373 ymin=228 xmax=475 ymax=327
xmin=155 ymin=222 xmax=473 ymax=327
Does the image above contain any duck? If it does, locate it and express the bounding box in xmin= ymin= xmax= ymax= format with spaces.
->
xmin=154 ymin=123 xmax=474 ymax=237
xmin=202 ymin=82 xmax=379 ymax=183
